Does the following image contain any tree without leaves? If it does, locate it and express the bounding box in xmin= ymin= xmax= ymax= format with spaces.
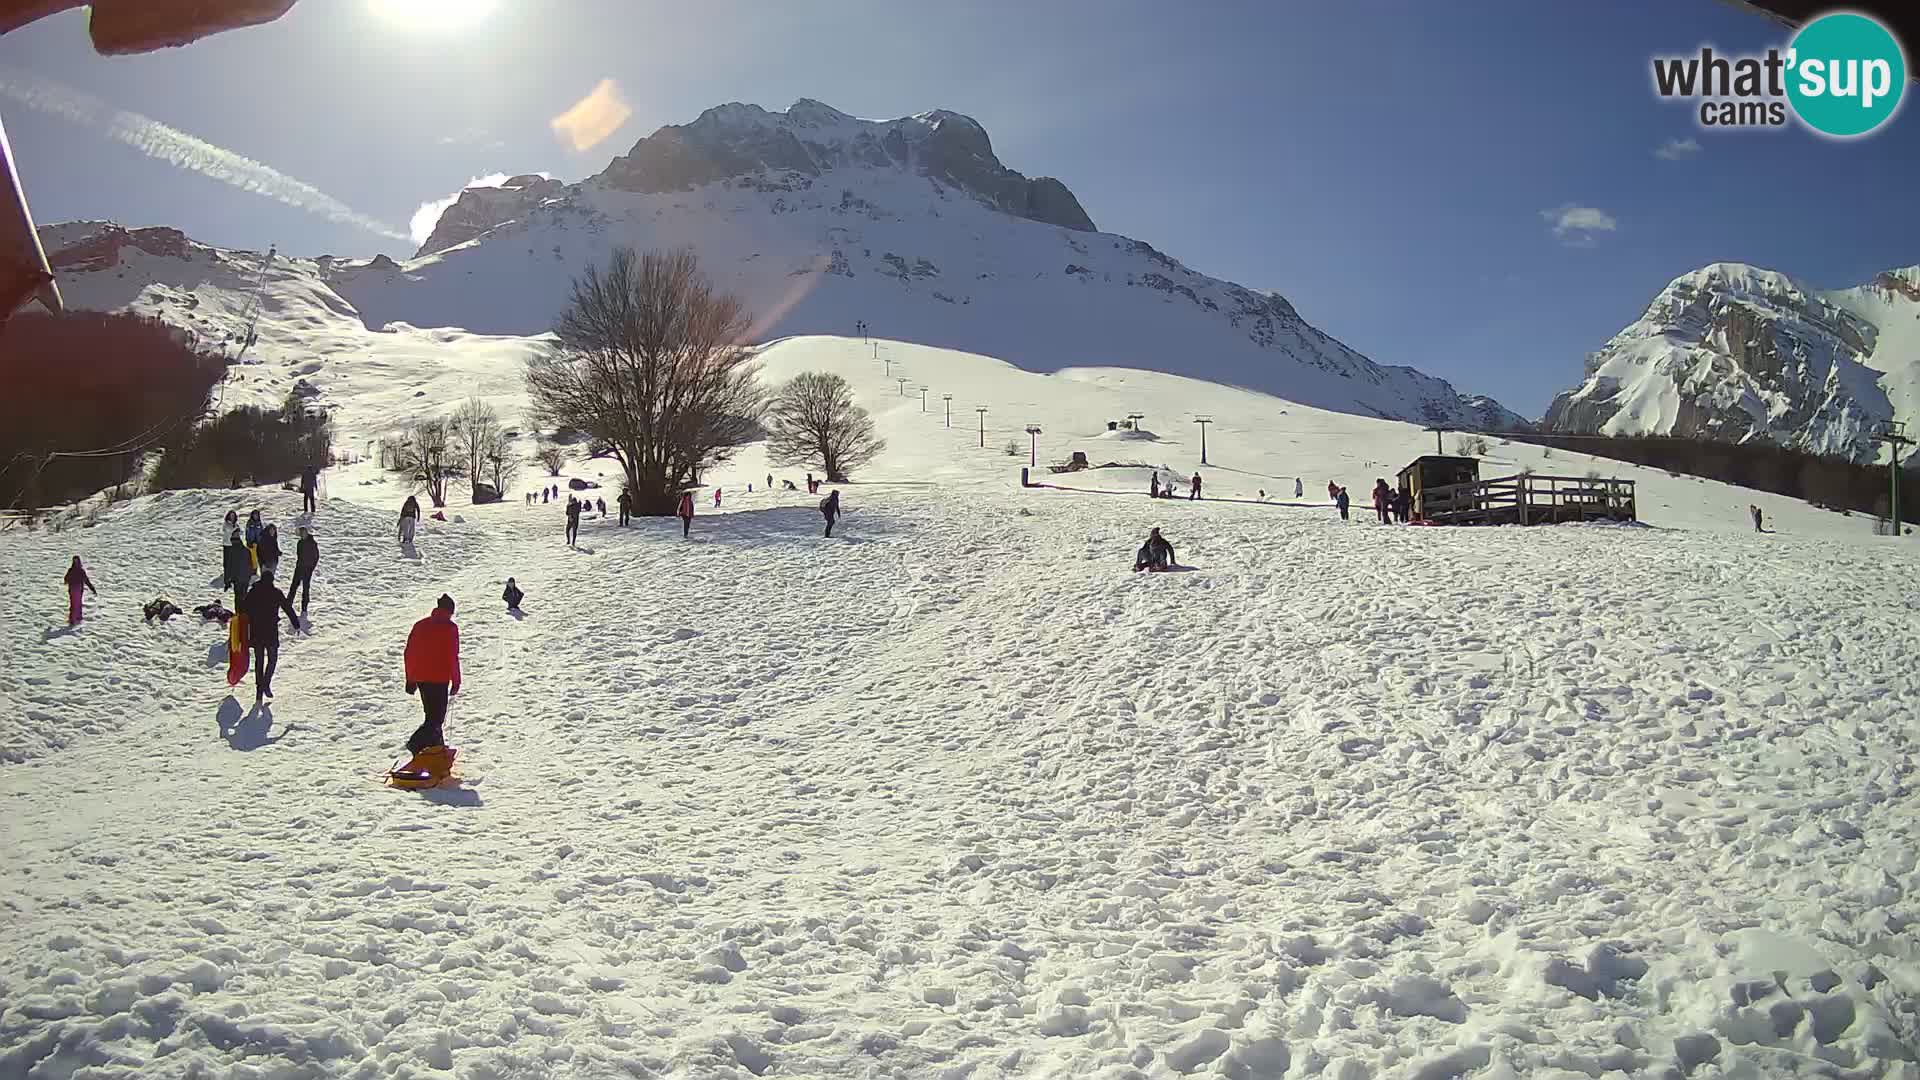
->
xmin=763 ymin=371 xmax=886 ymax=483
xmin=524 ymin=247 xmax=764 ymax=514
xmin=533 ymin=440 xmax=568 ymax=476
xmin=452 ymin=395 xmax=514 ymax=501
xmin=390 ymin=415 xmax=461 ymax=507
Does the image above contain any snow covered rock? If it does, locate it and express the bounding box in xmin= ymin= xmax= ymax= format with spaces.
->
xmin=1545 ymin=262 xmax=1920 ymax=464
xmin=415 ymin=173 xmax=568 ymax=257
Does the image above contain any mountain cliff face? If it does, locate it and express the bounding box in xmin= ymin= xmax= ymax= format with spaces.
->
xmin=416 ymin=174 xmax=566 ymax=257
xmin=1545 ymin=263 xmax=1919 ymax=465
xmin=591 ymin=100 xmax=1096 ymax=233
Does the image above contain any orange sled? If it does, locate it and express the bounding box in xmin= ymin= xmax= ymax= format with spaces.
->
xmin=386 ymin=746 xmax=458 ymax=789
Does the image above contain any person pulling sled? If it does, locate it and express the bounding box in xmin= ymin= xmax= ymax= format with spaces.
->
xmin=393 ymin=593 xmax=462 ymax=788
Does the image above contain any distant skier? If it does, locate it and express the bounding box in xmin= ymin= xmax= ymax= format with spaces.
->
xmin=1335 ymin=486 xmax=1351 ymax=522
xmin=1294 ymin=477 xmax=1304 ymax=499
xmin=403 ymin=594 xmax=461 ymax=754
xmin=299 ymin=464 xmax=319 ymax=515
xmin=821 ymin=489 xmax=841 ymax=537
xmin=1373 ymin=479 xmax=1393 ymax=523
xmin=502 ymin=577 xmax=524 ymax=611
xmin=242 ymin=570 xmax=299 ymax=702
xmin=245 ymin=509 xmax=264 ymax=547
xmin=1190 ymin=473 xmax=1202 ymax=501
xmin=565 ymin=495 xmax=582 ymax=547
xmin=1133 ymin=528 xmax=1176 ymax=572
xmin=618 ymin=490 xmax=631 ymax=526
xmin=64 ymin=556 xmax=97 ymax=625
xmin=398 ymin=496 xmax=421 ymax=546
xmin=224 ymin=528 xmax=255 ymax=610
xmin=1149 ymin=473 xmax=1160 ymax=499
xmin=677 ymin=490 xmax=695 ymax=538
xmin=256 ymin=523 xmax=283 ymax=579
xmin=289 ymin=524 xmax=319 ymax=620
xmin=1750 ymin=504 xmax=1764 ymax=532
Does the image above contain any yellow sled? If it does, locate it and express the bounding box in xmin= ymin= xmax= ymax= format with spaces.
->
xmin=386 ymin=746 xmax=457 ymax=789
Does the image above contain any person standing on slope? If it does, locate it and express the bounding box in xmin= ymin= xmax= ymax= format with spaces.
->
xmin=596 ymin=497 xmax=606 ymax=518
xmin=398 ymin=496 xmax=421 ymax=547
xmin=245 ymin=509 xmax=264 ymax=547
xmin=1750 ymin=504 xmax=1764 ymax=532
xmin=64 ymin=556 xmax=97 ymax=625
xmin=256 ymin=523 xmax=283 ymax=580
xmin=224 ymin=528 xmax=255 ymax=610
xmin=299 ymin=464 xmax=319 ymax=515
xmin=1189 ymin=473 xmax=1203 ymax=501
xmin=222 ymin=509 xmax=239 ymax=543
xmin=618 ymin=490 xmax=631 ymax=527
xmin=1295 ymin=477 xmax=1304 ymax=500
xmin=1335 ymin=486 xmax=1351 ymax=522
xmin=403 ymin=594 xmax=461 ymax=754
xmin=1372 ymin=479 xmax=1393 ymax=524
xmin=713 ymin=488 xmax=722 ymax=509
xmin=565 ymin=495 xmax=582 ymax=547
xmin=677 ymin=490 xmax=695 ymax=538
xmin=242 ymin=569 xmax=300 ymax=702
xmin=821 ymin=488 xmax=841 ymax=537
xmin=1149 ymin=473 xmax=1160 ymax=499
xmin=289 ymin=524 xmax=319 ymax=622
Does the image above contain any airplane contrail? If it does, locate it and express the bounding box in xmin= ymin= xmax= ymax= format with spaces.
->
xmin=0 ymin=65 xmax=407 ymax=241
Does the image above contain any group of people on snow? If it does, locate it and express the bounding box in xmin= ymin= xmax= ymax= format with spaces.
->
xmin=1146 ymin=471 xmax=1204 ymax=500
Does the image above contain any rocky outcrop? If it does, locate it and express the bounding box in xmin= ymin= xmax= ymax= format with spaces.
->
xmin=592 ymin=99 xmax=1096 ymax=232
xmin=46 ymin=225 xmax=193 ymax=271
xmin=415 ymin=174 xmax=566 ymax=258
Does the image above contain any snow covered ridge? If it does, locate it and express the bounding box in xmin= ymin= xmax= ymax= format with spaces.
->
xmin=47 ymin=100 xmax=1526 ymax=429
xmin=1545 ymin=261 xmax=1920 ymax=465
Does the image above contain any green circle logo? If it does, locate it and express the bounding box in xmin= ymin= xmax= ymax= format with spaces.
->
xmin=1786 ymin=12 xmax=1906 ymax=137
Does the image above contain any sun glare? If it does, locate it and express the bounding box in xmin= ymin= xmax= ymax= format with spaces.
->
xmin=369 ymin=0 xmax=500 ymax=29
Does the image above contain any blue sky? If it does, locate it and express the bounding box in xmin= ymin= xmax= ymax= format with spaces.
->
xmin=2 ymin=0 xmax=1915 ymax=417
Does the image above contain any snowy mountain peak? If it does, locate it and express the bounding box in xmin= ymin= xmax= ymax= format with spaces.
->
xmin=591 ymin=98 xmax=1096 ymax=233
xmin=1546 ymin=261 xmax=1918 ymax=464
xmin=415 ymin=174 xmax=568 ymax=257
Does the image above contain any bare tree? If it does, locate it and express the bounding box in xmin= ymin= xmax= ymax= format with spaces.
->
xmin=533 ymin=440 xmax=568 ymax=476
xmin=390 ymin=416 xmax=460 ymax=507
xmin=764 ymin=371 xmax=886 ymax=482
xmin=484 ymin=427 xmax=519 ymax=497
xmin=525 ymin=247 xmax=764 ymax=514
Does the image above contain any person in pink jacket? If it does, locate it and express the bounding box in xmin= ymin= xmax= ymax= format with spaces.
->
xmin=64 ymin=556 xmax=97 ymax=625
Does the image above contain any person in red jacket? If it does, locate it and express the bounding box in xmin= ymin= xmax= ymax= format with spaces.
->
xmin=403 ymin=594 xmax=461 ymax=753
xmin=64 ymin=556 xmax=96 ymax=625
xmin=677 ymin=490 xmax=695 ymax=538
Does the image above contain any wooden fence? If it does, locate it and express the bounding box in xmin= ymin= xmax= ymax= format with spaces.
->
xmin=1418 ymin=473 xmax=1636 ymax=526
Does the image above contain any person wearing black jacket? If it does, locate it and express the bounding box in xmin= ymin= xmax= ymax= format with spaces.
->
xmin=289 ymin=525 xmax=319 ymax=618
xmin=256 ymin=523 xmax=283 ymax=579
xmin=565 ymin=496 xmax=582 ymax=547
xmin=242 ymin=571 xmax=299 ymax=702
xmin=1133 ymin=528 xmax=1176 ymax=572
xmin=299 ymin=465 xmax=319 ymax=514
xmin=820 ymin=489 xmax=841 ymax=537
xmin=223 ymin=529 xmax=254 ymax=611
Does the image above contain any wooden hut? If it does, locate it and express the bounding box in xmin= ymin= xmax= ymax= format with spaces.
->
xmin=1397 ymin=455 xmax=1480 ymax=520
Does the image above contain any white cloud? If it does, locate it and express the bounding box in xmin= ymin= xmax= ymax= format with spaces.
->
xmin=1654 ymin=137 xmax=1702 ymax=160
xmin=408 ymin=172 xmax=553 ymax=247
xmin=1540 ymin=203 xmax=1619 ymax=246
xmin=0 ymin=64 xmax=406 ymax=241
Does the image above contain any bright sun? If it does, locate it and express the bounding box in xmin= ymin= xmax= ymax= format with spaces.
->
xmin=369 ymin=0 xmax=500 ymax=28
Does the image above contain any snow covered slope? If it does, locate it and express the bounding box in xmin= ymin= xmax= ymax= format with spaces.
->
xmin=3 ymin=348 xmax=1917 ymax=1076
xmin=309 ymin=98 xmax=1527 ymax=430
xmin=1545 ymin=262 xmax=1920 ymax=464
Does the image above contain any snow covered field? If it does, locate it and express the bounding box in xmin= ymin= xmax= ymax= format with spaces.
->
xmin=4 ymin=336 xmax=1919 ymax=1079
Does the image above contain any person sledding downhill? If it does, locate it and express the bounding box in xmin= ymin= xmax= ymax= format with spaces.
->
xmin=1133 ymin=527 xmax=1176 ymax=572
xmin=392 ymin=594 xmax=462 ymax=789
